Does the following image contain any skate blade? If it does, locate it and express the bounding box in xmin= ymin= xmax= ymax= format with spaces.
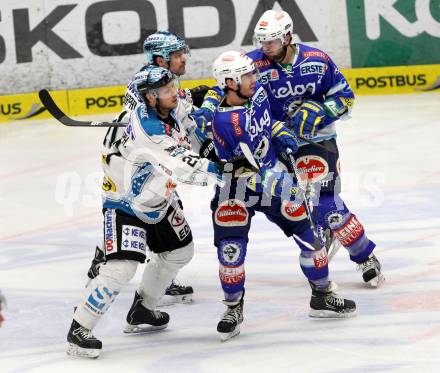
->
xmin=309 ymin=309 xmax=357 ymax=319
xmin=219 ymin=327 xmax=241 ymax=342
xmin=66 ymin=343 xmax=100 ymax=359
xmin=158 ymin=294 xmax=193 ymax=307
xmin=367 ymin=273 xmax=385 ymax=288
xmin=123 ymin=323 xmax=168 ymax=334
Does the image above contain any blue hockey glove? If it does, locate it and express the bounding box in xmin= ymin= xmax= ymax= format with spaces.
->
xmin=288 ymin=100 xmax=327 ymax=138
xmin=247 ymin=165 xmax=298 ymax=199
xmin=200 ymin=86 xmax=224 ymax=113
xmin=271 ymin=120 xmax=299 ymax=155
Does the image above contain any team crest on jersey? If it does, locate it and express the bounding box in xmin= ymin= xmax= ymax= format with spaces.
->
xmin=295 ymin=155 xmax=329 ymax=182
xmin=254 ymin=136 xmax=270 ymax=160
xmin=215 ymin=199 xmax=249 ymax=226
xmin=102 ymin=175 xmax=116 ymax=192
xmin=281 ymin=201 xmax=307 ymax=221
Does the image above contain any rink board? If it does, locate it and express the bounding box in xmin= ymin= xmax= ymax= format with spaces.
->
xmin=1 ymin=65 xmax=439 ymax=123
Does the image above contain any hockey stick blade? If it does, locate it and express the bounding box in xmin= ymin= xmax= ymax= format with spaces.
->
xmin=239 ymin=142 xmax=261 ymax=172
xmin=38 ymin=89 xmax=126 ymax=128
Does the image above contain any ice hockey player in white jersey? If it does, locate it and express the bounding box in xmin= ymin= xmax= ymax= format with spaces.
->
xmin=66 ymin=66 xmax=253 ymax=358
xmin=88 ymin=31 xmax=220 ymax=304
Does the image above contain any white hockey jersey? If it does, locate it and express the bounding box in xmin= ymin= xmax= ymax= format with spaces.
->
xmin=102 ymin=104 xmax=219 ymax=222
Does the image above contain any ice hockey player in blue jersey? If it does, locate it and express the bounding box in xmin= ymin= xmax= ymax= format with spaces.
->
xmin=210 ymin=51 xmax=356 ymax=341
xmin=248 ymin=9 xmax=384 ymax=288
xmin=66 ymin=66 xmax=251 ymax=358
xmin=88 ymin=31 xmax=219 ymax=305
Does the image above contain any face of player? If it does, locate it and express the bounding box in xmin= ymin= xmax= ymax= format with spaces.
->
xmin=260 ymin=38 xmax=284 ymax=60
xmin=239 ymin=71 xmax=257 ymax=97
xmin=168 ymin=49 xmax=188 ymax=76
xmin=156 ymin=80 xmax=179 ymax=109
xmin=146 ymin=80 xmax=178 ymax=112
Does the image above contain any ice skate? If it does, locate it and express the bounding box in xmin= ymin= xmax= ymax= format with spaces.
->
xmin=124 ymin=292 xmax=169 ymax=333
xmin=358 ymin=254 xmax=385 ymax=288
xmin=217 ymin=297 xmax=244 ymax=342
xmin=66 ymin=319 xmax=102 ymax=359
xmin=158 ymin=280 xmax=194 ymax=306
xmin=309 ymin=283 xmax=356 ymax=318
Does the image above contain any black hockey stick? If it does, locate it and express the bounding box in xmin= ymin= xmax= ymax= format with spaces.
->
xmin=284 ymin=149 xmax=341 ymax=258
xmin=38 ymin=89 xmax=126 ymax=128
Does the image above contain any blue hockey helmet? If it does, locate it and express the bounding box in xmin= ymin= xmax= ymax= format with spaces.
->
xmin=143 ymin=31 xmax=190 ymax=65
xmin=133 ymin=65 xmax=176 ymax=99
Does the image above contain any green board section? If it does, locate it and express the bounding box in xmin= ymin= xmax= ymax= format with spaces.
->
xmin=347 ymin=0 xmax=440 ymax=67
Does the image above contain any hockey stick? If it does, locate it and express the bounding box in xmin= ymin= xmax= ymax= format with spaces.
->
xmin=38 ymin=89 xmax=126 ymax=128
xmin=284 ymin=149 xmax=341 ymax=260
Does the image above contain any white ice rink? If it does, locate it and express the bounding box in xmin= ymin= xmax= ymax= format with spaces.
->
xmin=1 ymin=93 xmax=439 ymax=373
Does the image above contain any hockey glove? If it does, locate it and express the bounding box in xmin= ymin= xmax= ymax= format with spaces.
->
xmin=288 ymin=100 xmax=327 ymax=138
xmin=199 ymin=138 xmax=219 ymax=162
xmin=200 ymin=86 xmax=224 ymax=113
xmin=209 ymin=156 xmax=259 ymax=179
xmin=271 ymin=120 xmax=299 ymax=155
xmin=247 ymin=165 xmax=298 ymax=199
xmin=189 ymin=85 xmax=211 ymax=107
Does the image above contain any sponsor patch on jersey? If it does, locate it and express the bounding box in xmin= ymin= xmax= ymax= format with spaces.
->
xmin=121 ymin=225 xmax=147 ymax=254
xmin=272 ymin=82 xmax=316 ymax=99
xmin=86 ymin=285 xmax=119 ymax=315
xmin=219 ymin=264 xmax=245 ymax=285
xmin=102 ymin=175 xmax=116 ymax=192
xmin=281 ymin=201 xmax=307 ymax=221
xmin=231 ymin=112 xmax=243 ymax=136
xmin=123 ymin=92 xmax=138 ymax=111
xmin=259 ymin=69 xmax=279 ymax=85
xmin=165 ymin=124 xmax=172 ymax=136
xmin=302 ymin=51 xmax=329 ymax=61
xmin=295 ymin=155 xmax=329 ymax=183
xmin=254 ymin=59 xmax=271 ymax=68
xmin=334 ymin=214 xmax=364 ymax=247
xmin=215 ymin=199 xmax=249 ymax=226
xmin=300 ymin=62 xmax=327 ymax=76
xmin=313 ymin=248 xmax=329 ymax=269
xmin=253 ymin=86 xmax=268 ymax=106
xmin=104 ymin=210 xmax=116 ymax=254
xmin=167 ymin=208 xmax=191 ymax=241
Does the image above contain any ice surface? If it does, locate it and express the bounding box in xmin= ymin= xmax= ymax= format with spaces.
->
xmin=1 ymin=93 xmax=439 ymax=372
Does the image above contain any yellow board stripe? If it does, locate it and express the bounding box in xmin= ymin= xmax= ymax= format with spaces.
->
xmin=2 ymin=64 xmax=440 ymax=123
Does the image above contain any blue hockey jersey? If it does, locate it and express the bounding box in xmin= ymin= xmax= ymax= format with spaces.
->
xmin=211 ymin=84 xmax=279 ymax=169
xmin=247 ymin=44 xmax=354 ymax=143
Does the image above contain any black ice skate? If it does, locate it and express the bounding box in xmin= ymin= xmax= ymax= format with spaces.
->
xmin=66 ymin=319 xmax=102 ymax=359
xmin=309 ymin=283 xmax=356 ymax=318
xmin=217 ymin=296 xmax=244 ymax=342
xmin=124 ymin=292 xmax=169 ymax=334
xmin=158 ymin=280 xmax=194 ymax=306
xmin=86 ymin=246 xmax=105 ymax=282
xmin=358 ymin=254 xmax=385 ymax=288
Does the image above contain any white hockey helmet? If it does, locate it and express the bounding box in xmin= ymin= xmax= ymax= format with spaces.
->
xmin=212 ymin=51 xmax=256 ymax=89
xmin=254 ymin=10 xmax=293 ymax=45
